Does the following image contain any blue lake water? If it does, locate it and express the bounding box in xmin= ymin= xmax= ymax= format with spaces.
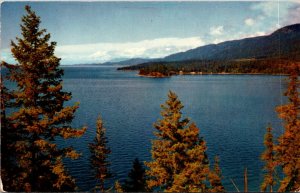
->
xmin=3 ymin=66 xmax=287 ymax=191
xmin=59 ymin=66 xmax=287 ymax=192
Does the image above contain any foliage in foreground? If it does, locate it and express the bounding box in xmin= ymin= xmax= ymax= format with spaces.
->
xmin=275 ymin=63 xmax=300 ymax=192
xmin=1 ymin=6 xmax=86 ymax=191
xmin=114 ymin=181 xmax=124 ymax=192
xmin=123 ymin=158 xmax=147 ymax=192
xmin=145 ymin=91 xmax=224 ymax=192
xmin=261 ymin=126 xmax=276 ymax=192
xmin=1 ymin=5 xmax=300 ymax=193
xmin=89 ymin=116 xmax=112 ymax=192
xmin=260 ymin=63 xmax=300 ymax=192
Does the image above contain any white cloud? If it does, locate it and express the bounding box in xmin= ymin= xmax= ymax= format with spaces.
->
xmin=209 ymin=26 xmax=224 ymax=36
xmin=209 ymin=29 xmax=268 ymax=45
xmin=283 ymin=4 xmax=300 ymax=26
xmin=0 ymin=51 xmax=16 ymax=64
xmin=54 ymin=37 xmax=205 ymax=64
xmin=251 ymin=1 xmax=299 ymax=27
xmin=241 ymin=31 xmax=267 ymax=38
xmin=245 ymin=18 xmax=255 ymax=26
xmin=254 ymin=31 xmax=267 ymax=36
xmin=251 ymin=2 xmax=280 ymax=18
xmin=246 ymin=1 xmax=300 ymax=36
xmin=212 ymin=38 xmax=225 ymax=44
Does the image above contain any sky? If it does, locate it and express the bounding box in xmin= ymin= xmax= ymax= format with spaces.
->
xmin=1 ymin=1 xmax=300 ymax=65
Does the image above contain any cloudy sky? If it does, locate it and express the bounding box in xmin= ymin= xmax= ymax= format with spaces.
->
xmin=1 ymin=1 xmax=300 ymax=65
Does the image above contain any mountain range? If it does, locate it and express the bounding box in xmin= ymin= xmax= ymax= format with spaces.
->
xmin=114 ymin=23 xmax=300 ymax=68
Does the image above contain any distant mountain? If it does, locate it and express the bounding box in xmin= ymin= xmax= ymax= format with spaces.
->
xmin=101 ymin=58 xmax=157 ymax=66
xmin=82 ymin=24 xmax=300 ymax=67
xmin=66 ymin=58 xmax=157 ymax=66
xmin=118 ymin=24 xmax=300 ymax=76
xmin=162 ymin=24 xmax=300 ymax=62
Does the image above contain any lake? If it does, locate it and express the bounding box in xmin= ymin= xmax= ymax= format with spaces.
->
xmin=5 ymin=66 xmax=286 ymax=191
xmin=58 ymin=66 xmax=287 ymax=191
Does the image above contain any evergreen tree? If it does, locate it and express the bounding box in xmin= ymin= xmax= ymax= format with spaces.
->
xmin=208 ymin=156 xmax=225 ymax=192
xmin=123 ymin=158 xmax=147 ymax=192
xmin=2 ymin=6 xmax=86 ymax=191
xmin=0 ymin=74 xmax=18 ymax=190
xmin=89 ymin=116 xmax=111 ymax=192
xmin=261 ymin=126 xmax=276 ymax=192
xmin=145 ymin=91 xmax=214 ymax=192
xmin=114 ymin=181 xmax=124 ymax=192
xmin=275 ymin=63 xmax=300 ymax=192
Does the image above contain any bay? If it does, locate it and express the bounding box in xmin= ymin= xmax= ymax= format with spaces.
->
xmin=60 ymin=66 xmax=286 ymax=191
xmin=10 ymin=66 xmax=287 ymax=191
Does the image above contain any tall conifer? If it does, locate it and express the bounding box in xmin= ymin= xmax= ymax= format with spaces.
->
xmin=2 ymin=6 xmax=86 ymax=191
xmin=0 ymin=74 xmax=18 ymax=190
xmin=123 ymin=158 xmax=147 ymax=192
xmin=275 ymin=63 xmax=300 ymax=192
xmin=261 ymin=126 xmax=276 ymax=192
xmin=146 ymin=91 xmax=218 ymax=192
xmin=114 ymin=181 xmax=124 ymax=192
xmin=208 ymin=156 xmax=225 ymax=192
xmin=89 ymin=116 xmax=111 ymax=192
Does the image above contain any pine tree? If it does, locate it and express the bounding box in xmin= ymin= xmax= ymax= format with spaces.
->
xmin=1 ymin=65 xmax=30 ymax=190
xmin=89 ymin=116 xmax=111 ymax=192
xmin=145 ymin=91 xmax=214 ymax=192
xmin=114 ymin=181 xmax=124 ymax=192
xmin=275 ymin=63 xmax=300 ymax=192
xmin=208 ymin=156 xmax=225 ymax=192
xmin=123 ymin=158 xmax=147 ymax=192
xmin=2 ymin=6 xmax=86 ymax=191
xmin=0 ymin=73 xmax=17 ymax=190
xmin=261 ymin=126 xmax=276 ymax=192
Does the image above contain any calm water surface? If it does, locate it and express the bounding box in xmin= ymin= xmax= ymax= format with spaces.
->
xmin=59 ymin=66 xmax=286 ymax=191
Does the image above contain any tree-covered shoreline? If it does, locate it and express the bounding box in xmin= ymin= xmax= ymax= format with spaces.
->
xmin=118 ymin=58 xmax=298 ymax=77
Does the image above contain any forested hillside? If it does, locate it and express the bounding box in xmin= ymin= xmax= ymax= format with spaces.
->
xmin=118 ymin=24 xmax=300 ymax=76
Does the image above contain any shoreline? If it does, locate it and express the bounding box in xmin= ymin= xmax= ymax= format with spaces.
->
xmin=137 ymin=74 xmax=170 ymax=78
xmin=136 ymin=71 xmax=289 ymax=78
